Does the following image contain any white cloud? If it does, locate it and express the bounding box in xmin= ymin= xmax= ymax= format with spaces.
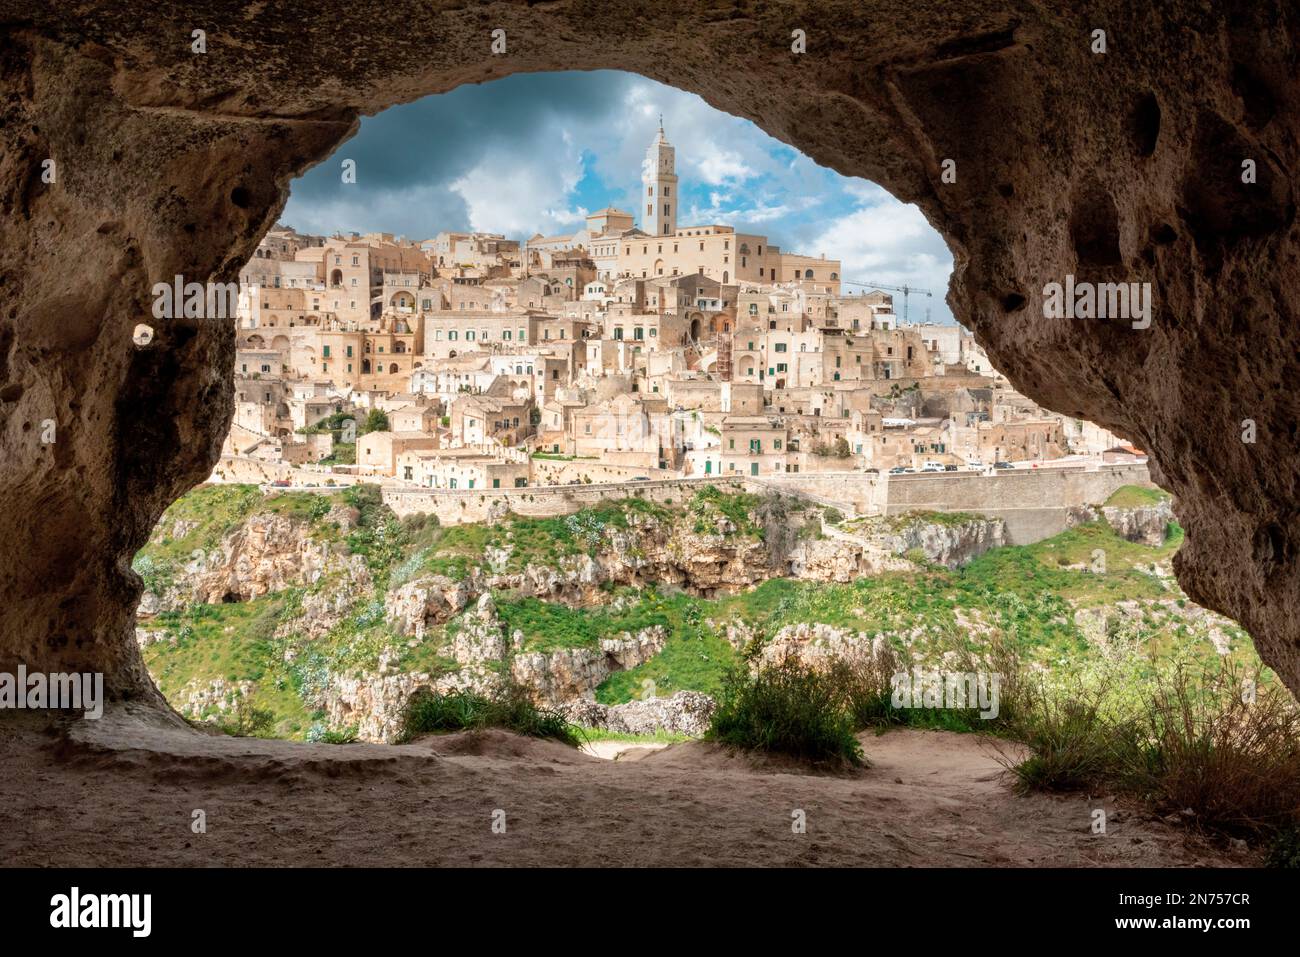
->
xmin=809 ymin=202 xmax=955 ymax=323
xmin=450 ymin=142 xmax=587 ymax=236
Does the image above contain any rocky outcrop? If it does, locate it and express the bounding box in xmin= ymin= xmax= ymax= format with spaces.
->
xmin=565 ymin=691 xmax=716 ymax=737
xmin=138 ymin=509 xmax=369 ymax=615
xmin=1068 ymin=499 xmax=1175 ymax=546
xmin=511 ymin=627 xmax=667 ymax=708
xmin=759 ymin=623 xmax=891 ymax=670
xmin=1102 ymin=502 xmax=1174 ymax=546
xmin=174 ymin=677 xmax=252 ymax=720
xmin=881 ymin=516 xmax=1007 ymax=568
xmin=384 ymin=509 xmax=815 ymax=638
xmin=788 ymin=536 xmax=912 ymax=582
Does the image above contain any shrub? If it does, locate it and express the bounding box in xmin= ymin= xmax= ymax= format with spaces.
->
xmin=1005 ymin=689 xmax=1117 ymax=793
xmin=1006 ymin=660 xmax=1300 ymax=841
xmin=215 ymin=700 xmax=276 ymax=738
xmin=306 ymin=722 xmax=359 ymax=744
xmin=707 ymin=653 xmax=865 ymax=767
xmin=397 ymin=681 xmax=580 ymax=747
xmin=1110 ymin=664 xmax=1300 ymax=835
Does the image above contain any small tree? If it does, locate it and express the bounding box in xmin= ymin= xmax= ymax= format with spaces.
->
xmin=360 ymin=408 xmax=390 ymax=436
xmin=833 ymin=437 xmax=852 ymax=458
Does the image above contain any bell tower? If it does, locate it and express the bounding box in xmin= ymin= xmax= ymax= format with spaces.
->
xmin=641 ymin=116 xmax=678 ymax=236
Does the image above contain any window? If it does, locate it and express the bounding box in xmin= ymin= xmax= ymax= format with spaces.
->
xmin=774 ymin=439 xmax=783 ymax=450
xmin=492 ymin=478 xmax=500 ymax=489
xmin=322 ymin=345 xmax=331 ymax=357
xmin=346 ymin=345 xmax=353 ymax=357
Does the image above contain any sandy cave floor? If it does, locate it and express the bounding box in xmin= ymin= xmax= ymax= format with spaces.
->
xmin=0 ymin=707 xmax=1252 ymax=867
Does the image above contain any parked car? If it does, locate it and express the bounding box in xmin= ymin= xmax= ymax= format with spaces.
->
xmin=943 ymin=464 xmax=959 ymax=471
xmin=921 ymin=462 xmax=945 ymax=472
xmin=271 ymin=479 xmax=291 ymax=487
xmin=966 ymin=460 xmax=984 ymax=469
xmin=888 ymin=466 xmax=909 ymax=474
xmin=993 ymin=460 xmax=1014 ymax=470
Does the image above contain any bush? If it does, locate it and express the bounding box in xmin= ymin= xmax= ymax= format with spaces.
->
xmin=306 ymin=722 xmax=359 ymax=744
xmin=1006 ymin=660 xmax=1300 ymax=841
xmin=397 ymin=681 xmax=581 ymax=747
xmin=215 ymin=700 xmax=276 ymax=738
xmin=1110 ymin=664 xmax=1300 ymax=835
xmin=1006 ymin=689 xmax=1117 ymax=793
xmin=360 ymin=408 xmax=390 ymax=436
xmin=707 ymin=653 xmax=865 ymax=767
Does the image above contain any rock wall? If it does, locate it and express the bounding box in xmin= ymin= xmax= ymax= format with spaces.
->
xmin=564 ymin=691 xmax=717 ymax=738
xmin=3 ymin=3 xmax=1299 ymax=702
xmin=1068 ymin=499 xmax=1176 ymax=546
xmin=880 ymin=516 xmax=1008 ymax=568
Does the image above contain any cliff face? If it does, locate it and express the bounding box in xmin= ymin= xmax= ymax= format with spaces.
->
xmin=139 ymin=495 xmax=1026 ymax=742
xmin=880 ymin=517 xmax=1008 ymax=568
xmin=136 ymin=501 xmax=369 ymax=616
xmin=1068 ymin=499 xmax=1176 ymax=547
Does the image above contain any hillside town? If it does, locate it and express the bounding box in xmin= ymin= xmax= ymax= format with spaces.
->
xmin=222 ymin=123 xmax=1139 ymax=501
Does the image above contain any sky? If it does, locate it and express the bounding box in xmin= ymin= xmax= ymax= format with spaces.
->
xmin=283 ymin=70 xmax=957 ymax=324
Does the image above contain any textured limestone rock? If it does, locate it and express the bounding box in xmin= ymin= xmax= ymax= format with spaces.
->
xmin=1 ymin=3 xmax=1298 ymax=702
xmin=881 ymin=517 xmax=1008 ymax=568
xmin=1102 ymin=502 xmax=1175 ymax=546
xmin=759 ymin=623 xmax=890 ymax=671
xmin=565 ymin=690 xmax=717 ymax=737
xmin=135 ymin=508 xmax=370 ymax=616
xmin=1068 ymin=500 xmax=1175 ymax=546
xmin=790 ymin=534 xmax=920 ymax=581
xmin=510 ymin=626 xmax=667 ymax=707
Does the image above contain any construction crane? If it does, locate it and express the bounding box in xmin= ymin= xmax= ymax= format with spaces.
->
xmin=841 ymin=280 xmax=935 ymax=323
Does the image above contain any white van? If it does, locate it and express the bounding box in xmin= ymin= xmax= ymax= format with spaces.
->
xmin=921 ymin=461 xmax=945 ymax=472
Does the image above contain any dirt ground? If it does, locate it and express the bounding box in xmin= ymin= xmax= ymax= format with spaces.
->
xmin=0 ymin=706 xmax=1251 ymax=867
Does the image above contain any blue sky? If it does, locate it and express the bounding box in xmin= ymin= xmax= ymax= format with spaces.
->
xmin=283 ymin=70 xmax=956 ymax=323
